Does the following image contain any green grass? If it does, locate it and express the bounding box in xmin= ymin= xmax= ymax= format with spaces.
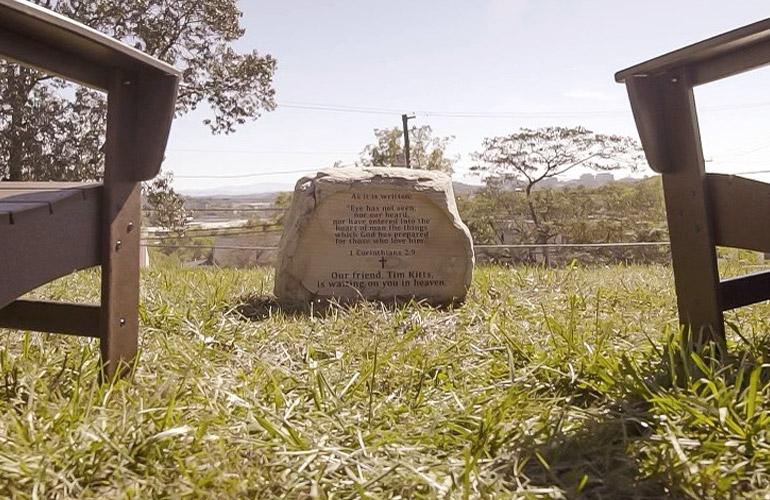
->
xmin=3 ymin=264 xmax=770 ymax=499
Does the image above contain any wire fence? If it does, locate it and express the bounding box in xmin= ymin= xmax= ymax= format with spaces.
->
xmin=141 ymin=239 xmax=677 ymax=267
xmin=142 ymin=241 xmax=671 ymax=250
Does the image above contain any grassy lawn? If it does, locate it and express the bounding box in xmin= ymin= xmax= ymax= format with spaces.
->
xmin=2 ymin=264 xmax=770 ymax=499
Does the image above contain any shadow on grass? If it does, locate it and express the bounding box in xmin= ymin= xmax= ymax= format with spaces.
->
xmin=515 ymin=403 xmax=670 ymax=499
xmin=509 ymin=331 xmax=770 ymax=499
xmin=228 ymin=293 xmax=367 ymax=322
xmin=230 ymin=293 xmax=282 ymax=321
xmin=509 ymin=341 xmax=717 ymax=498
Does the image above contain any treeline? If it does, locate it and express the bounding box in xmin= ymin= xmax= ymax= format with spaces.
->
xmin=456 ymin=177 xmax=670 ymax=265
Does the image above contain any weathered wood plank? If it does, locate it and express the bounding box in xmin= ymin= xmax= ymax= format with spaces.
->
xmin=615 ymin=17 xmax=770 ymax=84
xmin=99 ymin=70 xmax=142 ymax=378
xmin=0 ymin=189 xmax=101 ymax=310
xmin=0 ymin=0 xmax=179 ymax=89
xmin=0 ymin=189 xmax=85 ymax=201
xmin=0 ymin=183 xmax=101 ymax=224
xmin=623 ymin=76 xmax=672 ymax=174
xmin=0 ymin=25 xmax=108 ymax=90
xmin=708 ymin=174 xmax=770 ymax=252
xmin=720 ymin=271 xmax=770 ymax=311
xmin=640 ymin=71 xmax=725 ymax=353
xmin=0 ymin=203 xmax=50 ymax=225
xmin=131 ymin=73 xmax=180 ymax=181
xmin=692 ymin=37 xmax=770 ymax=86
xmin=0 ymin=300 xmax=99 ymax=337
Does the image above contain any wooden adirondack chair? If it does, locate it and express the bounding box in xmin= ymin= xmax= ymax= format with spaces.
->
xmin=0 ymin=0 xmax=179 ymax=377
xmin=616 ymin=19 xmax=770 ymax=355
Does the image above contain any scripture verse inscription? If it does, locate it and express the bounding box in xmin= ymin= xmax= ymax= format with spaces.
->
xmin=274 ymin=166 xmax=473 ymax=306
xmin=300 ymin=189 xmax=461 ymax=299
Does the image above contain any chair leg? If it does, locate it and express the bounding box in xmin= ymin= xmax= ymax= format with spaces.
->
xmin=99 ymin=182 xmax=142 ymax=379
xmin=656 ymin=72 xmax=725 ymax=356
xmin=663 ymin=174 xmax=725 ymax=354
xmin=100 ymin=71 xmax=144 ymax=379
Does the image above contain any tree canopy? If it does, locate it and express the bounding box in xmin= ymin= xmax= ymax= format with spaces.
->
xmin=471 ymin=126 xmax=644 ymax=194
xmin=143 ymin=172 xmax=188 ymax=235
xmin=456 ymin=177 xmax=668 ymax=265
xmin=358 ymin=125 xmax=457 ymax=172
xmin=470 ymin=126 xmax=645 ymax=253
xmin=0 ymin=0 xmax=277 ymax=181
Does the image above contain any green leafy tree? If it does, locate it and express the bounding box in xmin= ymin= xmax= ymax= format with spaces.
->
xmin=0 ymin=0 xmax=277 ymax=182
xmin=359 ymin=125 xmax=457 ymax=172
xmin=271 ymin=191 xmax=293 ymax=225
xmin=143 ymin=172 xmax=188 ymax=234
xmin=457 ymin=177 xmax=668 ymax=265
xmin=471 ymin=126 xmax=644 ymax=249
xmin=456 ymin=188 xmax=528 ymax=245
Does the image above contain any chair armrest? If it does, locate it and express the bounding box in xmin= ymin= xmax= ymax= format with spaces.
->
xmin=615 ymin=18 xmax=770 ymax=86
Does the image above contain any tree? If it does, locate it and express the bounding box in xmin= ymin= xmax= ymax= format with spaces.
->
xmin=0 ymin=0 xmax=277 ymax=182
xmin=143 ymin=172 xmax=188 ymax=234
xmin=471 ymin=126 xmax=644 ymax=250
xmin=271 ymin=191 xmax=293 ymax=225
xmin=358 ymin=125 xmax=457 ymax=172
xmin=456 ymin=177 xmax=668 ymax=266
xmin=0 ymin=72 xmax=105 ymax=181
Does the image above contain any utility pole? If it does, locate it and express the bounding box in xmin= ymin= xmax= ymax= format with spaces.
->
xmin=401 ymin=113 xmax=415 ymax=168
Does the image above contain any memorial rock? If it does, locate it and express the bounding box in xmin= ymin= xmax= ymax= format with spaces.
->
xmin=274 ymin=167 xmax=474 ymax=307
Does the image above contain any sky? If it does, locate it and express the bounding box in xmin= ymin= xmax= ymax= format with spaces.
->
xmin=163 ymin=0 xmax=770 ymax=194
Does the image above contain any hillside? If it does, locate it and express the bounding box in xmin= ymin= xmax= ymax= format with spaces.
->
xmin=183 ymin=181 xmax=482 ymax=208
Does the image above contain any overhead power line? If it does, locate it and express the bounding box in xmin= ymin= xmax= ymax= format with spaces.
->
xmin=279 ymin=102 xmax=401 ymax=116
xmin=276 ymin=99 xmax=770 ymax=119
xmin=173 ymin=162 xmax=356 ymax=180
xmin=278 ymin=101 xmax=629 ymax=118
xmin=168 ymin=148 xmax=359 ymax=155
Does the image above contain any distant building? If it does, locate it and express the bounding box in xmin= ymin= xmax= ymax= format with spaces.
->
xmin=558 ymin=173 xmax=615 ymax=188
xmin=537 ymin=177 xmax=560 ymax=188
xmin=595 ymin=173 xmax=614 ymax=184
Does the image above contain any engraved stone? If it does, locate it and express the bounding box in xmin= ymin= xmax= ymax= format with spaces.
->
xmin=274 ymin=167 xmax=474 ymax=307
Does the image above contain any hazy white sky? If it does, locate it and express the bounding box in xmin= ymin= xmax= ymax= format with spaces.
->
xmin=164 ymin=0 xmax=770 ymax=193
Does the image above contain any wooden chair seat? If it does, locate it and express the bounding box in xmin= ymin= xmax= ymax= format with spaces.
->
xmin=0 ymin=182 xmax=102 ymax=310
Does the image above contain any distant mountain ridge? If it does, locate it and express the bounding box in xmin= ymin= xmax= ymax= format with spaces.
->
xmin=179 ymin=181 xmax=292 ymax=197
xmin=182 ymin=180 xmax=483 ymax=199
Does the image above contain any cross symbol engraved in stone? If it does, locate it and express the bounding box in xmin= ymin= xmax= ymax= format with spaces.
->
xmin=379 ymin=256 xmax=387 ymax=269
